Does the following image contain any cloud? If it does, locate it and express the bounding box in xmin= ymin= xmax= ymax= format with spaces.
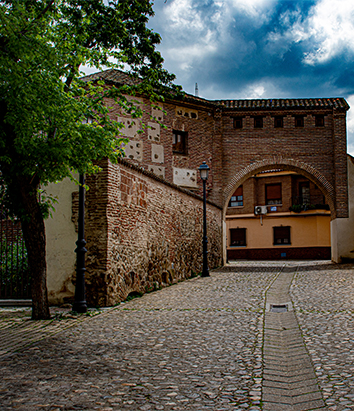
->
xmin=153 ymin=1 xmax=316 ymax=94
xmin=167 ymin=1 xmax=353 ymax=96
xmin=151 ymin=0 xmax=219 ymax=80
xmin=304 ymin=0 xmax=354 ymax=65
xmin=268 ymin=0 xmax=354 ymax=65
xmin=232 ymin=0 xmax=277 ymax=21
xmin=153 ymin=0 xmax=279 ymax=79
xmin=80 ymin=0 xmax=354 ymax=154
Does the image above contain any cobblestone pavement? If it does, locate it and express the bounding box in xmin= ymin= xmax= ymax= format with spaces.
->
xmin=0 ymin=306 xmax=109 ymax=358
xmin=292 ymin=262 xmax=354 ymax=411
xmin=0 ymin=261 xmax=353 ymax=410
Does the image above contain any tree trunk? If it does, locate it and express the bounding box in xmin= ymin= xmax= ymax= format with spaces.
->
xmin=0 ymin=102 xmax=50 ymax=320
xmin=16 ymin=176 xmax=51 ymax=320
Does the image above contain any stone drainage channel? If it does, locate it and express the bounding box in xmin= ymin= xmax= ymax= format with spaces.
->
xmin=262 ymin=265 xmax=325 ymax=411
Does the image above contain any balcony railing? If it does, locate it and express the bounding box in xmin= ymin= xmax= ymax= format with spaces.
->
xmin=290 ymin=196 xmax=329 ymax=212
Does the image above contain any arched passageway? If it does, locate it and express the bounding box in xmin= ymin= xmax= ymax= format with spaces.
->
xmin=222 ymin=159 xmax=335 ymax=261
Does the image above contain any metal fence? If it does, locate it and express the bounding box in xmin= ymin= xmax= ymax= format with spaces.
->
xmin=0 ymin=205 xmax=31 ymax=299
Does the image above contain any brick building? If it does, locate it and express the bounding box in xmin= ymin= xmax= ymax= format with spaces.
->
xmin=81 ymin=70 xmax=349 ymax=255
xmin=44 ymin=69 xmax=351 ymax=304
xmin=84 ymin=71 xmax=348 ymax=205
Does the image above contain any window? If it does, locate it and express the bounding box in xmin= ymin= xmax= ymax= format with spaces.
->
xmin=295 ymin=116 xmax=304 ymax=127
xmin=273 ymin=226 xmax=291 ymax=245
xmin=230 ymin=228 xmax=246 ymax=247
xmin=266 ymin=183 xmax=282 ymax=205
xmin=234 ymin=117 xmax=243 ymax=129
xmin=229 ymin=186 xmax=243 ymax=207
xmin=254 ymin=116 xmax=263 ymax=128
xmin=172 ymin=130 xmax=187 ymax=154
xmin=299 ymin=182 xmax=310 ymax=204
xmin=315 ymin=115 xmax=324 ymax=127
xmin=274 ymin=116 xmax=283 ymax=128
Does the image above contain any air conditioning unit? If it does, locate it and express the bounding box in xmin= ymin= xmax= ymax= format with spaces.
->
xmin=255 ymin=206 xmax=268 ymax=215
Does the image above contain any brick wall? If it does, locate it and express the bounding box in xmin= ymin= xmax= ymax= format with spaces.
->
xmin=84 ymin=158 xmax=223 ymax=306
xmin=221 ymin=109 xmax=347 ymax=218
xmin=110 ymin=95 xmax=348 ymax=219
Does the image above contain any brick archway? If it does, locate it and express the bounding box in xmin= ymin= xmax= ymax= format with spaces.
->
xmin=223 ymin=157 xmax=336 ymax=218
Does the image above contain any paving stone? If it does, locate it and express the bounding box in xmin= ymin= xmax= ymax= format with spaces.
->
xmin=0 ymin=266 xmax=277 ymax=410
xmin=292 ymin=262 xmax=354 ymax=410
xmin=1 ymin=260 xmax=353 ymax=410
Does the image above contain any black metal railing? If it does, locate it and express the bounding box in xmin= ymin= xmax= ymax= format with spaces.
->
xmin=290 ymin=196 xmax=329 ymax=212
xmin=0 ymin=205 xmax=31 ymax=299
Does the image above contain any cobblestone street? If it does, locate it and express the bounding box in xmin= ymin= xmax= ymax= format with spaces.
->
xmin=1 ymin=261 xmax=354 ymax=410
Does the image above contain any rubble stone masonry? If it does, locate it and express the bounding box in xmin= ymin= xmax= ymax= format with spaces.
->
xmin=84 ymin=158 xmax=223 ymax=307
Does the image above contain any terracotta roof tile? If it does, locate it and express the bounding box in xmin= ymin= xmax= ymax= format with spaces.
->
xmin=80 ymin=69 xmax=139 ymax=86
xmin=212 ymin=97 xmax=349 ymax=111
xmin=81 ymin=69 xmax=349 ymax=111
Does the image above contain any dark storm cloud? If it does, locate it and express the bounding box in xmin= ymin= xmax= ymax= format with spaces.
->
xmin=150 ymin=0 xmax=354 ymax=151
xmin=151 ymin=0 xmax=353 ymax=98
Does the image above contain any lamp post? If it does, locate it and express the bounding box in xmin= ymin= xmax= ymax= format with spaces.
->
xmin=73 ymin=173 xmax=87 ymax=313
xmin=198 ymin=161 xmax=210 ymax=277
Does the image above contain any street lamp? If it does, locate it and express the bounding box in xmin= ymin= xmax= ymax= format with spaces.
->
xmin=73 ymin=173 xmax=87 ymax=313
xmin=198 ymin=161 xmax=210 ymax=277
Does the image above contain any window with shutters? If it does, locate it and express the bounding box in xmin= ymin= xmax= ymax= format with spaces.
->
xmin=273 ymin=226 xmax=291 ymax=245
xmin=172 ymin=130 xmax=188 ymax=155
xmin=266 ymin=183 xmax=282 ymax=205
xmin=228 ymin=186 xmax=243 ymax=207
xmin=230 ymin=228 xmax=246 ymax=247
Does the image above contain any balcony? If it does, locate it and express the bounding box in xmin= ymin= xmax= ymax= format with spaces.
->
xmin=289 ymin=196 xmax=330 ymax=213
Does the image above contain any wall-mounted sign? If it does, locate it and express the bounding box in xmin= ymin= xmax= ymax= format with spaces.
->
xmin=270 ymin=206 xmax=277 ymax=212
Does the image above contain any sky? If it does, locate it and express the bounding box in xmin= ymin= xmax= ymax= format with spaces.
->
xmin=148 ymin=0 xmax=354 ymax=154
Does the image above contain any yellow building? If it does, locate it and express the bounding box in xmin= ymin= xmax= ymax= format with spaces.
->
xmin=226 ymin=170 xmax=331 ymax=260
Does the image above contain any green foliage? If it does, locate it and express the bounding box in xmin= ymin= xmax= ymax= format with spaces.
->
xmin=0 ymin=237 xmax=28 ymax=275
xmin=189 ymin=270 xmax=200 ymax=278
xmin=289 ymin=204 xmax=303 ymax=213
xmin=125 ymin=291 xmax=143 ymax=301
xmin=289 ymin=203 xmax=330 ymax=213
xmin=0 ymin=0 xmax=179 ymax=220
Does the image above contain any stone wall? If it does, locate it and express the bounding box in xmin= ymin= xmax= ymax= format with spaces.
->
xmin=84 ymin=158 xmax=223 ymax=307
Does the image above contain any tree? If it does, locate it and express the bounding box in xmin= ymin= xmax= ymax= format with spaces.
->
xmin=0 ymin=0 xmax=179 ymax=319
